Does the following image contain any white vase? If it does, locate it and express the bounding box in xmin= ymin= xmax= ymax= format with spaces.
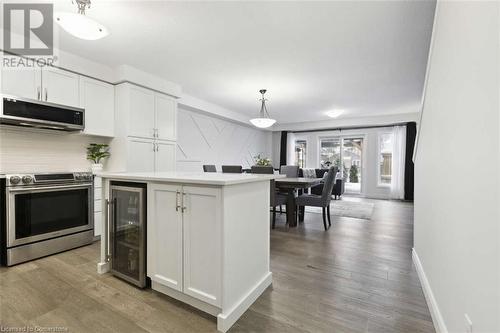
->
xmin=91 ymin=163 xmax=103 ymax=174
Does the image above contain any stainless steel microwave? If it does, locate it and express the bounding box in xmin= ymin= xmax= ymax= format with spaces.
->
xmin=0 ymin=95 xmax=84 ymax=131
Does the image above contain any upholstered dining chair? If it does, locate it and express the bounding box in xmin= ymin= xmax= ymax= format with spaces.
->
xmin=203 ymin=165 xmax=217 ymax=172
xmin=221 ymin=165 xmax=243 ymax=173
xmin=295 ymin=166 xmax=336 ymax=230
xmin=251 ymin=166 xmax=274 ymax=174
xmin=280 ymin=165 xmax=299 ymax=178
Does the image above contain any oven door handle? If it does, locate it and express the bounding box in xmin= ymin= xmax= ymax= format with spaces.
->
xmin=7 ymin=183 xmax=92 ymax=192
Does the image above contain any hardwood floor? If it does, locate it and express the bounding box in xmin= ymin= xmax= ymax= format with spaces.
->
xmin=0 ymin=197 xmax=434 ymax=333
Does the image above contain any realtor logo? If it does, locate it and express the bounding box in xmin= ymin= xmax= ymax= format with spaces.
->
xmin=3 ymin=3 xmax=53 ymax=56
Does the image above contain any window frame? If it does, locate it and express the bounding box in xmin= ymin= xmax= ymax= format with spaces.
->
xmin=294 ymin=140 xmax=307 ymax=168
xmin=377 ymin=132 xmax=394 ymax=187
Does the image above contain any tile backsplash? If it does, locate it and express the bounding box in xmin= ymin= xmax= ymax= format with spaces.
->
xmin=0 ymin=126 xmax=111 ymax=173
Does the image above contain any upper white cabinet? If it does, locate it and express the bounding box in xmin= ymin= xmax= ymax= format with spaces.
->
xmin=108 ymin=82 xmax=177 ymax=173
xmin=80 ymin=76 xmax=115 ymax=137
xmin=41 ymin=67 xmax=80 ymax=107
xmin=155 ymin=94 xmax=177 ymax=141
xmin=1 ymin=59 xmax=41 ymax=99
xmin=128 ymin=85 xmax=156 ymax=139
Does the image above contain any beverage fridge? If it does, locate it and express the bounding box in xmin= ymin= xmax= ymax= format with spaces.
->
xmin=107 ymin=181 xmax=146 ymax=287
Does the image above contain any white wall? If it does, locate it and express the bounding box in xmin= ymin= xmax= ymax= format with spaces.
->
xmin=414 ymin=1 xmax=500 ymax=333
xmin=286 ymin=127 xmax=397 ymax=199
xmin=0 ymin=126 xmax=111 ymax=173
xmin=176 ymin=107 xmax=272 ymax=172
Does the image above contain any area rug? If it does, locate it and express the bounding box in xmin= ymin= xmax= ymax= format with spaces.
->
xmin=305 ymin=200 xmax=374 ymax=220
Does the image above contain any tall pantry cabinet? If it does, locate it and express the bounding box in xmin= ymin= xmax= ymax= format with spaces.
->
xmin=108 ymin=83 xmax=177 ymax=172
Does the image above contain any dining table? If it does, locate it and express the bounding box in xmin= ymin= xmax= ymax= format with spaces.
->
xmin=275 ymin=177 xmax=323 ymax=227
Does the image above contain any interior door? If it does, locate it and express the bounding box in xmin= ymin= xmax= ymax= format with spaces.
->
xmin=155 ymin=142 xmax=176 ymax=172
xmin=128 ymin=85 xmax=155 ymax=139
xmin=1 ymin=59 xmax=41 ymax=100
xmin=147 ymin=183 xmax=183 ymax=291
xmin=182 ymin=186 xmax=221 ymax=307
xmin=127 ymin=138 xmax=155 ymax=172
xmin=80 ymin=76 xmax=114 ymax=137
xmin=42 ymin=67 xmax=80 ymax=107
xmin=155 ymin=94 xmax=177 ymax=141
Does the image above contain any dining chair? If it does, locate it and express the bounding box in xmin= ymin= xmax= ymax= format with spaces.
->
xmin=280 ymin=165 xmax=299 ymax=178
xmin=270 ymin=180 xmax=289 ymax=229
xmin=295 ymin=166 xmax=336 ymax=230
xmin=203 ymin=165 xmax=217 ymax=172
xmin=221 ymin=165 xmax=243 ymax=173
xmin=251 ymin=166 xmax=274 ymax=174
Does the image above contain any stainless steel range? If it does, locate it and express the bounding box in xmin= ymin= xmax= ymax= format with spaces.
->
xmin=1 ymin=172 xmax=94 ymax=266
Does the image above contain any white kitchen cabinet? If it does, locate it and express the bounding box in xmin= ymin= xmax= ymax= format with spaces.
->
xmin=80 ymin=76 xmax=115 ymax=137
xmin=182 ymin=186 xmax=222 ymax=306
xmin=1 ymin=59 xmax=41 ymax=99
xmin=148 ymin=184 xmax=222 ymax=307
xmin=93 ymin=176 xmax=103 ymax=237
xmin=148 ymin=184 xmax=183 ymax=291
xmin=41 ymin=67 xmax=80 ymax=107
xmin=155 ymin=141 xmax=176 ymax=172
xmin=128 ymin=85 xmax=156 ymax=139
xmin=155 ymin=94 xmax=177 ymax=141
xmin=127 ymin=138 xmax=155 ymax=172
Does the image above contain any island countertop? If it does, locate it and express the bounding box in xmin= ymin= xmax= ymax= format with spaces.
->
xmin=95 ymin=171 xmax=285 ymax=186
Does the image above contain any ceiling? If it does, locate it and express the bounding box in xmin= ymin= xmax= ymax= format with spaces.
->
xmin=51 ymin=0 xmax=436 ymax=124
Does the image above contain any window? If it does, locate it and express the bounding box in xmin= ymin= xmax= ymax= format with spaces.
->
xmin=319 ymin=138 xmax=341 ymax=169
xmin=295 ymin=140 xmax=307 ymax=168
xmin=378 ymin=133 xmax=394 ymax=185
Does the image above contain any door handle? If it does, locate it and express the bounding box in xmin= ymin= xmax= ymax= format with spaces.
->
xmin=44 ymin=88 xmax=48 ymax=101
xmin=37 ymin=87 xmax=41 ymax=100
xmin=181 ymin=192 xmax=187 ymax=212
xmin=175 ymin=190 xmax=181 ymax=211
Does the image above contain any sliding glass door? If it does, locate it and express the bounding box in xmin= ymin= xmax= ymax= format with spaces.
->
xmin=319 ymin=136 xmax=364 ymax=194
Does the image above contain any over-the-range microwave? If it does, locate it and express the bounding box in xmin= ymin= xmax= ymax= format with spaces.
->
xmin=0 ymin=95 xmax=85 ymax=131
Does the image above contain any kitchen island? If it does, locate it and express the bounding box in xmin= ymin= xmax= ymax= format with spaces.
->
xmin=96 ymin=171 xmax=283 ymax=332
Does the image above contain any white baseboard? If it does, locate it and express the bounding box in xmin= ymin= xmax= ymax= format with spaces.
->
xmin=412 ymin=248 xmax=448 ymax=333
xmin=217 ymin=272 xmax=273 ymax=333
xmin=96 ymin=262 xmax=109 ymax=274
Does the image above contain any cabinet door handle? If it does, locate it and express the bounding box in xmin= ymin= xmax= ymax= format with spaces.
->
xmin=175 ymin=191 xmax=181 ymax=211
xmin=37 ymin=87 xmax=41 ymax=100
xmin=44 ymin=88 xmax=48 ymax=101
xmin=181 ymin=192 xmax=187 ymax=212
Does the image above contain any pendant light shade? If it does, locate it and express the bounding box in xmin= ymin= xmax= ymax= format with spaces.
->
xmin=250 ymin=89 xmax=276 ymax=129
xmin=54 ymin=0 xmax=109 ymax=40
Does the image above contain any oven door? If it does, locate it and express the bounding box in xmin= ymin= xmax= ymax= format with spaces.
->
xmin=6 ymin=183 xmax=93 ymax=247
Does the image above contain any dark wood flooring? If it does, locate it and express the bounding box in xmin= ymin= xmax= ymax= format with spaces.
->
xmin=0 ymin=197 xmax=434 ymax=333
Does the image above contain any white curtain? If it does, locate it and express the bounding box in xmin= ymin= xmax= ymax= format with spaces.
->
xmin=390 ymin=125 xmax=406 ymax=199
xmin=286 ymin=132 xmax=296 ymax=166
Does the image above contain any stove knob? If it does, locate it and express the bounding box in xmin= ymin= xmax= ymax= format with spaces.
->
xmin=22 ymin=175 xmax=33 ymax=184
xmin=9 ymin=176 xmax=21 ymax=185
xmin=75 ymin=174 xmax=84 ymax=180
xmin=84 ymin=174 xmax=92 ymax=181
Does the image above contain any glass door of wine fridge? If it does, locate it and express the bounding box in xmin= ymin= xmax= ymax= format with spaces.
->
xmin=109 ymin=182 xmax=146 ymax=287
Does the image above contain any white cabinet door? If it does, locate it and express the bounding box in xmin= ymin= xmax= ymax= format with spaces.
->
xmin=42 ymin=67 xmax=80 ymax=107
xmin=182 ymin=186 xmax=222 ymax=307
xmin=155 ymin=142 xmax=176 ymax=172
xmin=80 ymin=77 xmax=114 ymax=137
xmin=127 ymin=138 xmax=155 ymax=172
xmin=148 ymin=184 xmax=183 ymax=291
xmin=155 ymin=94 xmax=177 ymax=141
xmin=128 ymin=85 xmax=155 ymax=139
xmin=1 ymin=61 xmax=41 ymax=99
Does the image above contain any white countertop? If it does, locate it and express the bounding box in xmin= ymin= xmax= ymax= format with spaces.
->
xmin=95 ymin=171 xmax=285 ymax=186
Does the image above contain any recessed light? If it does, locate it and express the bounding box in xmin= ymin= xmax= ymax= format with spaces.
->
xmin=326 ymin=109 xmax=345 ymax=118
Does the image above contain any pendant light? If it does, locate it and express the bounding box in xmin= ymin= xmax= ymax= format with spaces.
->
xmin=54 ymin=0 xmax=109 ymax=40
xmin=250 ymin=89 xmax=276 ymax=128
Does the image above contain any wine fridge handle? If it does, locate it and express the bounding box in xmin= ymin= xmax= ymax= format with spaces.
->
xmin=105 ymin=198 xmax=115 ymax=261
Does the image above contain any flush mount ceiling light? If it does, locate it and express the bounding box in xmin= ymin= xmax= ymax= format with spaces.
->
xmin=250 ymin=89 xmax=276 ymax=129
xmin=326 ymin=109 xmax=345 ymax=118
xmin=54 ymin=0 xmax=109 ymax=40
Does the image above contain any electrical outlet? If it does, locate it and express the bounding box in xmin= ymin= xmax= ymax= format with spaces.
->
xmin=464 ymin=314 xmax=473 ymax=333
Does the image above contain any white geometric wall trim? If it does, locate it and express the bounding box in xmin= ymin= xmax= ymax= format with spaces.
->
xmin=177 ymin=108 xmax=271 ymax=172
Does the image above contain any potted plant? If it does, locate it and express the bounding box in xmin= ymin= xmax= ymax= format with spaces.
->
xmin=253 ymin=154 xmax=272 ymax=166
xmin=87 ymin=143 xmax=110 ymax=173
